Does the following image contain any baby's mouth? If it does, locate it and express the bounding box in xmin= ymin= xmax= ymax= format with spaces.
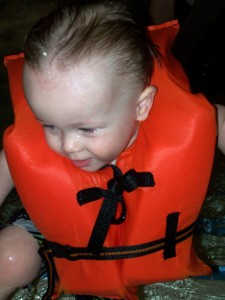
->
xmin=72 ymin=158 xmax=92 ymax=168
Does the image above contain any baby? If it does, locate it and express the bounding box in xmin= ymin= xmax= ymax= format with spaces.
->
xmin=0 ymin=1 xmax=224 ymax=299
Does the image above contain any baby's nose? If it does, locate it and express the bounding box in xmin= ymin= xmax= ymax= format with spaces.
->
xmin=61 ymin=133 xmax=84 ymax=154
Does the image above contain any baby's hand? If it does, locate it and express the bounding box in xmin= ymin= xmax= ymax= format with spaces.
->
xmin=216 ymin=104 xmax=225 ymax=155
xmin=0 ymin=149 xmax=14 ymax=206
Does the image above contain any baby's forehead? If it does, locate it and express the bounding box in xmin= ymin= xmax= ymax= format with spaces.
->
xmin=24 ymin=56 xmax=139 ymax=110
xmin=24 ymin=58 xmax=104 ymax=87
xmin=24 ymin=58 xmax=132 ymax=102
xmin=40 ymin=57 xmax=114 ymax=83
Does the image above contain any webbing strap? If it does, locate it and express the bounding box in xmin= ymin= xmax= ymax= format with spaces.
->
xmin=164 ymin=212 xmax=180 ymax=259
xmin=38 ymin=246 xmax=57 ymax=300
xmin=42 ymin=217 xmax=194 ymax=261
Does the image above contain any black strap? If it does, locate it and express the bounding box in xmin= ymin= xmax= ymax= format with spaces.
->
xmin=77 ymin=165 xmax=155 ymax=254
xmin=42 ymin=217 xmax=195 ymax=261
xmin=164 ymin=212 xmax=180 ymax=259
xmin=38 ymin=245 xmax=57 ymax=300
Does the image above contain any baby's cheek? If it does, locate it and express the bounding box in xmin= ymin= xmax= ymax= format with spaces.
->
xmin=96 ymin=138 xmax=123 ymax=160
xmin=45 ymin=134 xmax=61 ymax=154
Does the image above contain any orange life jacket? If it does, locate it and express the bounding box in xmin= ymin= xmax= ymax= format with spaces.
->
xmin=3 ymin=21 xmax=216 ymax=300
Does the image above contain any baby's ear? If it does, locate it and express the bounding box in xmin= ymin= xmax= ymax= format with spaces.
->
xmin=136 ymin=85 xmax=157 ymax=121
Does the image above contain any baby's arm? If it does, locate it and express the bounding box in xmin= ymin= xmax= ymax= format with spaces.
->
xmin=0 ymin=149 xmax=14 ymax=206
xmin=216 ymin=104 xmax=225 ymax=155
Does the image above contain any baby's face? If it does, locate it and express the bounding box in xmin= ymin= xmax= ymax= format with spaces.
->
xmin=23 ymin=59 xmax=141 ymax=172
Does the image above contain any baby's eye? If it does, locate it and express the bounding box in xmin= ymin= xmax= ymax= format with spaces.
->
xmin=79 ymin=128 xmax=97 ymax=135
xmin=42 ymin=124 xmax=55 ymax=130
xmin=42 ymin=124 xmax=58 ymax=133
xmin=43 ymin=124 xmax=55 ymax=129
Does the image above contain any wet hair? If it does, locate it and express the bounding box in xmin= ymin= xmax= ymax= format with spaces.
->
xmin=24 ymin=0 xmax=157 ymax=89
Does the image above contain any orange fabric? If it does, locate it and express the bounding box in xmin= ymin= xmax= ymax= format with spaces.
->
xmin=3 ymin=21 xmax=216 ymax=299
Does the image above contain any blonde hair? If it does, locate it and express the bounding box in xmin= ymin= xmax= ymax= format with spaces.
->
xmin=24 ymin=0 xmax=157 ymax=88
